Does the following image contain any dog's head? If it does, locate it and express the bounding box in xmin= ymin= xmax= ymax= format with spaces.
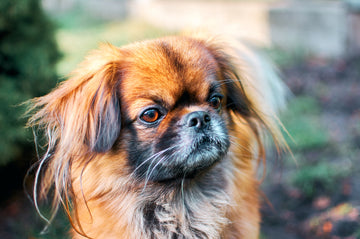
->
xmin=29 ymin=36 xmax=264 ymax=181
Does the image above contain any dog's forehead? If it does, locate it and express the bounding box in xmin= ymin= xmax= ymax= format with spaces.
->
xmin=120 ymin=38 xmax=220 ymax=109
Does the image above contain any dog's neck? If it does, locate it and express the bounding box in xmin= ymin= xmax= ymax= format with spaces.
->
xmin=133 ymin=161 xmax=231 ymax=239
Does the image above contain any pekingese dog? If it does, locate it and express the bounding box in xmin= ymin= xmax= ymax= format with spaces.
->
xmin=28 ymin=34 xmax=287 ymax=239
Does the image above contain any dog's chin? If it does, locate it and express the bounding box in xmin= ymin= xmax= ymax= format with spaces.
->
xmin=146 ymin=136 xmax=229 ymax=182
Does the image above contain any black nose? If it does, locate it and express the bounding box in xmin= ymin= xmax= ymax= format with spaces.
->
xmin=185 ymin=111 xmax=211 ymax=129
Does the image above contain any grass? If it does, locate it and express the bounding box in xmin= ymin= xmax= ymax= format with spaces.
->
xmin=291 ymin=161 xmax=348 ymax=198
xmin=274 ymin=94 xmax=337 ymax=199
xmin=280 ymin=96 xmax=329 ymax=151
xmin=263 ymin=47 xmax=309 ymax=68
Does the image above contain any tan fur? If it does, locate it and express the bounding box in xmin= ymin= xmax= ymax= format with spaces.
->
xmin=27 ymin=35 xmax=286 ymax=239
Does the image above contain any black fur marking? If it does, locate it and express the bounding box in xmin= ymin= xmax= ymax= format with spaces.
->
xmin=208 ymin=82 xmax=222 ymax=98
xmin=125 ymin=124 xmax=153 ymax=179
xmin=173 ymin=91 xmax=196 ymax=109
xmin=155 ymin=115 xmax=180 ymax=153
xmin=143 ymin=203 xmax=180 ymax=238
xmin=159 ymin=42 xmax=185 ymax=75
xmin=225 ymin=80 xmax=251 ymax=116
xmin=143 ymin=203 xmax=160 ymax=228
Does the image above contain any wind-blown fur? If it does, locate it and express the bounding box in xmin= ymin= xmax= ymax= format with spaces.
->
xmin=27 ymin=34 xmax=287 ymax=239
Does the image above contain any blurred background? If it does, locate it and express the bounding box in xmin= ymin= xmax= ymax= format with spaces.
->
xmin=0 ymin=0 xmax=359 ymax=238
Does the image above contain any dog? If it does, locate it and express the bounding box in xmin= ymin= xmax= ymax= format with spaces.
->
xmin=28 ymin=34 xmax=287 ymax=239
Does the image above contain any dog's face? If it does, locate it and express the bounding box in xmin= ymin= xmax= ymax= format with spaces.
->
xmin=118 ymin=39 xmax=231 ymax=181
xmin=29 ymin=36 xmax=255 ymax=188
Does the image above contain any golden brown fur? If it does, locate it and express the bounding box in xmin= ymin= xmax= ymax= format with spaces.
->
xmin=27 ymin=34 xmax=286 ymax=239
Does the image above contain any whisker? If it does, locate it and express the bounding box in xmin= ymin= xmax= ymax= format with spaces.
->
xmin=33 ymin=150 xmax=52 ymax=225
xmin=142 ymin=154 xmax=169 ymax=192
xmin=130 ymin=145 xmax=177 ymax=178
xmin=180 ymin=173 xmax=186 ymax=208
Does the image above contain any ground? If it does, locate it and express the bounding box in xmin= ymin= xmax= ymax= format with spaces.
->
xmin=261 ymin=56 xmax=360 ymax=239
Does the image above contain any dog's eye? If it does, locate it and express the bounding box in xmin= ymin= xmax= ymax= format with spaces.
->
xmin=209 ymin=95 xmax=222 ymax=110
xmin=140 ymin=108 xmax=162 ymax=123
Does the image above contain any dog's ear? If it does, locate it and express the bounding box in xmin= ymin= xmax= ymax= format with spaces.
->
xmin=203 ymin=37 xmax=286 ymax=118
xmin=84 ymin=62 xmax=122 ymax=152
xmin=213 ymin=53 xmax=252 ymax=117
xmin=29 ymin=44 xmax=123 ymax=154
xmin=202 ymin=36 xmax=288 ymax=152
xmin=204 ymin=43 xmax=253 ymax=117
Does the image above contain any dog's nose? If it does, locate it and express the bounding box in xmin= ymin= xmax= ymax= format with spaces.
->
xmin=186 ymin=111 xmax=211 ymax=129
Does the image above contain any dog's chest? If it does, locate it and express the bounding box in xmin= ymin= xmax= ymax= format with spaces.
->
xmin=138 ymin=191 xmax=230 ymax=239
xmin=132 ymin=161 xmax=232 ymax=239
xmin=142 ymin=203 xmax=216 ymax=239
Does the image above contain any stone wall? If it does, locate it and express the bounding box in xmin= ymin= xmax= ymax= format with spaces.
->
xmin=348 ymin=10 xmax=360 ymax=56
xmin=42 ymin=0 xmax=359 ymax=58
xmin=130 ymin=0 xmax=355 ymax=58
xmin=130 ymin=1 xmax=271 ymax=46
xmin=268 ymin=1 xmax=347 ymax=58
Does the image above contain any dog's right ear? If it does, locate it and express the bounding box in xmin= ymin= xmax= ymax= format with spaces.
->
xmin=28 ymin=44 xmax=123 ymax=155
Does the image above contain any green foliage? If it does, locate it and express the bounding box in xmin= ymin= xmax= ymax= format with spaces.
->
xmin=51 ymin=5 xmax=110 ymax=30
xmin=5 ymin=203 xmax=70 ymax=239
xmin=355 ymin=229 xmax=360 ymax=239
xmin=263 ymin=47 xmax=308 ymax=68
xmin=291 ymin=161 xmax=346 ymax=198
xmin=0 ymin=0 xmax=60 ymax=165
xmin=281 ymin=96 xmax=329 ymax=150
xmin=31 ymin=209 xmax=70 ymax=239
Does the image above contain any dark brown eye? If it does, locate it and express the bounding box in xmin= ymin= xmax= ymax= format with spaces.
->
xmin=140 ymin=108 xmax=161 ymax=123
xmin=209 ymin=95 xmax=222 ymax=110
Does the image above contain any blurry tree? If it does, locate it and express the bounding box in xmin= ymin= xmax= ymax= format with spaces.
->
xmin=0 ymin=0 xmax=60 ymax=165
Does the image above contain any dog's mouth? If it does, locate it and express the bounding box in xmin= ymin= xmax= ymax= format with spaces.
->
xmin=135 ymin=133 xmax=230 ymax=182
xmin=186 ymin=135 xmax=227 ymax=163
xmin=192 ymin=135 xmax=224 ymax=151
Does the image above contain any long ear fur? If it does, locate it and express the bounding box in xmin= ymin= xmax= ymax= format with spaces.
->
xmin=29 ymin=44 xmax=123 ymax=153
xmin=198 ymin=34 xmax=288 ymax=153
xmin=26 ymin=43 xmax=123 ymax=227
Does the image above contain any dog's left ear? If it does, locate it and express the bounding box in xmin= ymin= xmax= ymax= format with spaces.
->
xmin=202 ymin=36 xmax=288 ymax=149
xmin=85 ymin=63 xmax=122 ymax=152
xmin=28 ymin=44 xmax=123 ymax=154
xmin=205 ymin=44 xmax=252 ymax=117
xmin=203 ymin=36 xmax=286 ymax=120
xmin=214 ymin=54 xmax=252 ymax=117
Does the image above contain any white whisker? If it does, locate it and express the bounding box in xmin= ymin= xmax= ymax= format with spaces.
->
xmin=130 ymin=145 xmax=177 ymax=179
xmin=142 ymin=154 xmax=169 ymax=192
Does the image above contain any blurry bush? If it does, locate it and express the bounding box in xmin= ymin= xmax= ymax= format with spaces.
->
xmin=291 ymin=161 xmax=347 ymax=198
xmin=0 ymin=0 xmax=60 ymax=165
